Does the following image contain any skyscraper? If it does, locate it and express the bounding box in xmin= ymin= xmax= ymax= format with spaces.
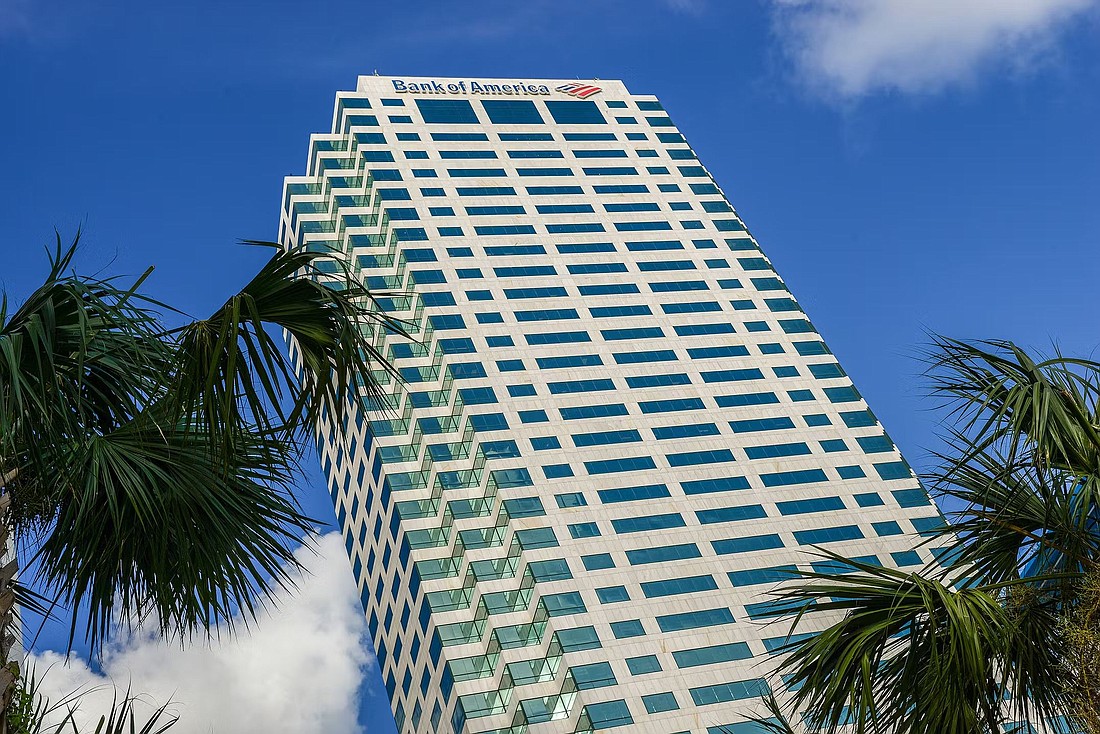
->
xmin=279 ymin=75 xmax=941 ymax=734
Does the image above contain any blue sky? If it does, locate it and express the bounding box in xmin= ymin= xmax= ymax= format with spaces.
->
xmin=2 ymin=1 xmax=1099 ymax=731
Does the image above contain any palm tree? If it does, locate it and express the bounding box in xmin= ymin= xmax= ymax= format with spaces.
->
xmin=0 ymin=234 xmax=400 ymax=725
xmin=766 ymin=338 xmax=1100 ymax=734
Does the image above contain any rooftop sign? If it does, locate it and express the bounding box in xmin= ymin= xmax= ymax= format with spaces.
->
xmin=390 ymin=79 xmax=602 ymax=98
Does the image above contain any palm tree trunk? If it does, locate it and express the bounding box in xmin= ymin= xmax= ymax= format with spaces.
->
xmin=0 ymin=488 xmax=16 ymax=734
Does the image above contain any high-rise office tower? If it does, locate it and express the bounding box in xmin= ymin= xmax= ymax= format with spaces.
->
xmin=279 ymin=76 xmax=940 ymax=734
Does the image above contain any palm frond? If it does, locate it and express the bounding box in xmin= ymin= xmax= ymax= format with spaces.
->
xmin=931 ymin=444 xmax=1099 ymax=586
xmin=926 ymin=336 xmax=1100 ymax=478
xmin=3 ymin=236 xmax=405 ymax=652
xmin=31 ymin=414 xmax=312 ymax=649
xmin=773 ymin=556 xmax=1009 ymax=734
xmin=0 ymin=233 xmax=168 ymax=528
xmin=7 ymin=667 xmax=176 ymax=734
xmin=168 ymin=242 xmax=404 ymax=455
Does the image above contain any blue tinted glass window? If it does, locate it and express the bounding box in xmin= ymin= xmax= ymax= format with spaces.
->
xmin=481 ymin=99 xmax=544 ymax=123
xmin=656 ymin=607 xmax=734 ymax=633
xmin=626 ymin=543 xmax=700 ymax=565
xmin=415 ymin=99 xmax=479 ymax=124
xmin=696 ymin=504 xmax=768 ymax=525
xmin=611 ymin=513 xmax=685 ymax=533
xmin=712 ymin=534 xmax=783 ymax=555
xmin=641 ymin=574 xmax=717 ymax=598
xmin=582 ymin=553 xmax=614 ymax=570
xmin=546 ymin=100 xmax=606 ymax=124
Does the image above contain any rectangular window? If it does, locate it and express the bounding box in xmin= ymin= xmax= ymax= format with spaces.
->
xmin=676 ymin=323 xmax=736 ymax=337
xmin=712 ymin=534 xmax=784 ymax=555
xmin=673 ymin=642 xmax=753 ymax=669
xmin=515 ymin=527 xmax=558 ymax=549
xmin=557 ymin=625 xmax=602 ymax=652
xmin=506 ymin=287 xmax=568 ymax=299
xmin=528 ymin=559 xmax=572 ymax=582
xmin=579 ymin=283 xmax=640 ymax=295
xmin=875 ymin=461 xmax=912 ymax=480
xmin=702 ymin=368 xmax=765 ymax=383
xmin=466 ymin=205 xmax=525 ymax=216
xmin=601 ymin=327 xmax=664 ymax=341
xmin=642 ymin=692 xmax=679 ymax=714
xmin=582 ymin=553 xmax=614 ymax=570
xmin=546 ymin=100 xmax=607 ymax=124
xmin=549 ymin=378 xmax=617 ymax=395
xmin=626 ymin=373 xmax=690 ymax=388
xmin=560 ymin=243 xmax=617 ymax=254
xmin=716 ymin=392 xmax=780 ymax=408
xmin=524 ymin=187 xmax=585 ymax=197
xmin=560 ymin=403 xmax=629 ymax=420
xmin=595 ymin=586 xmax=630 ymax=604
xmin=415 ymin=98 xmax=479 ymax=124
xmin=543 ymin=591 xmax=586 ymax=616
xmin=594 ymin=184 xmax=648 ymax=194
xmin=448 ymin=168 xmax=507 ymax=178
xmin=696 ymin=504 xmax=767 ymax=525
xmin=572 ymin=429 xmax=642 ymax=447
xmin=536 ymin=355 xmax=603 ymax=369
xmin=584 ymin=456 xmax=658 ymax=475
xmin=893 ymin=488 xmax=931 ymax=507
xmin=504 ymin=497 xmax=546 ymax=518
xmin=667 ymin=449 xmax=736 ymax=467
xmin=590 ymin=305 xmax=652 ymax=318
xmin=626 ymin=655 xmax=662 ymax=675
xmin=641 ymin=574 xmax=717 ymax=598
xmin=500 ymin=132 xmax=554 ymax=141
xmin=656 ymin=607 xmax=734 ymax=633
xmin=745 ymin=442 xmax=811 ymax=460
xmin=874 ymin=520 xmax=904 ymax=536
xmin=524 ymin=331 xmax=591 ymax=345
xmin=689 ymin=679 xmax=770 ymax=707
xmin=509 ymin=150 xmax=565 ymax=160
xmin=481 ymin=99 xmax=544 ymax=124
xmin=639 ymin=397 xmax=705 ymax=414
xmin=760 ymin=469 xmax=829 ymax=487
xmin=430 ymin=132 xmax=488 ymax=141
xmin=793 ymin=525 xmax=865 ymax=545
xmin=776 ymin=496 xmax=845 ymax=515
xmin=652 ymin=423 xmax=720 ymax=439
xmin=611 ymin=513 xmax=686 ymax=534
xmin=456 ymin=186 xmax=516 ymax=196
xmin=439 ymin=150 xmax=497 ymax=159
xmin=681 ymin=476 xmax=751 ymax=495
xmin=569 ymin=522 xmax=601 ymax=539
xmin=475 ymin=224 xmax=537 ymax=236
xmin=649 ymin=280 xmax=709 ymax=292
xmin=728 ymin=416 xmax=795 ymax=433
xmin=565 ymin=132 xmax=616 ymax=141
xmin=857 ymin=435 xmax=895 ymax=453
xmin=515 ymin=308 xmax=580 ymax=322
xmin=626 ymin=543 xmax=700 ymax=565
xmin=537 ymin=203 xmax=595 ymax=214
xmin=610 ymin=620 xmax=645 ymax=639
xmin=570 ymin=662 xmax=617 ymax=690
xmin=598 ymin=483 xmax=670 ymax=504
xmin=547 ymin=222 xmax=609 ymax=234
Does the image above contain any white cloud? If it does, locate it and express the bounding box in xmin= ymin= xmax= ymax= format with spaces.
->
xmin=27 ymin=533 xmax=373 ymax=734
xmin=770 ymin=0 xmax=1098 ymax=98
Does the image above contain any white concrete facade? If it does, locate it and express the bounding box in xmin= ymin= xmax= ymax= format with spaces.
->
xmin=279 ymin=75 xmax=943 ymax=734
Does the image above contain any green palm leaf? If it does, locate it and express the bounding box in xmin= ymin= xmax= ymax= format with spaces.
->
xmin=1 ymin=235 xmax=405 ymax=654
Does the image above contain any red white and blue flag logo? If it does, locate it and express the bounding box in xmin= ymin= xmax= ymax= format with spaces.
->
xmin=556 ymin=83 xmax=602 ymax=99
